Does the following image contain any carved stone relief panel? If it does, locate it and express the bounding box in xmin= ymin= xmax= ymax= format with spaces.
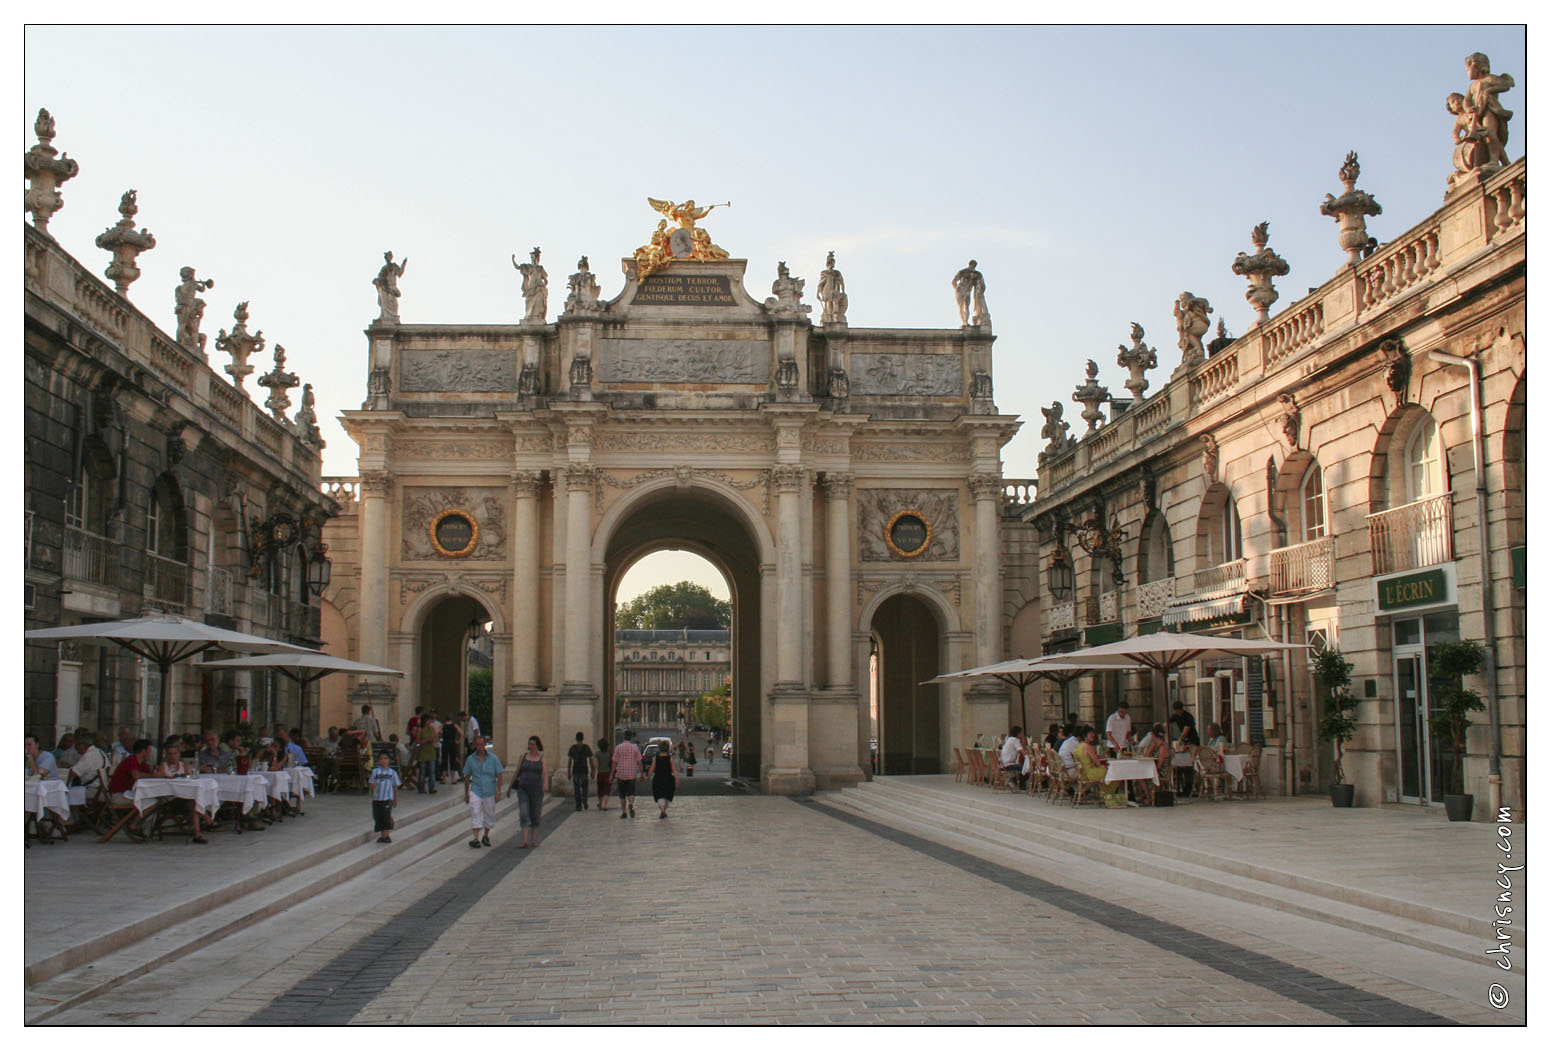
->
xmin=852 ymin=441 xmax=971 ymax=463
xmin=401 ymin=487 xmax=508 ymax=560
xmin=594 ymin=430 xmax=774 ymax=453
xmin=596 ymin=339 xmax=767 ymax=384
xmin=394 ymin=439 xmax=510 ymax=459
xmin=399 ymin=349 xmax=517 ymax=392
xmin=855 ymin=488 xmax=960 ymax=561
xmin=850 ymin=353 xmax=963 ymax=396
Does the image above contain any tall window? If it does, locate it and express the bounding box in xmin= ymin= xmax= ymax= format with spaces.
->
xmin=1406 ymin=417 xmax=1443 ymax=502
xmin=64 ymin=475 xmax=87 ymax=530
xmin=146 ymin=495 xmax=163 ymax=555
xmin=1141 ymin=514 xmax=1174 ymax=583
xmin=1218 ymin=495 xmax=1243 ymax=563
xmin=1300 ymin=463 xmax=1326 ymax=541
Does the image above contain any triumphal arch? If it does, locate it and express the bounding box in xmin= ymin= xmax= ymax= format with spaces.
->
xmin=327 ymin=202 xmax=1019 ymax=792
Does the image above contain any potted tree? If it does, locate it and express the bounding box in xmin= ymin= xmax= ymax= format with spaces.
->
xmin=1315 ymin=648 xmax=1358 ymax=807
xmin=1427 ymin=639 xmax=1486 ymax=822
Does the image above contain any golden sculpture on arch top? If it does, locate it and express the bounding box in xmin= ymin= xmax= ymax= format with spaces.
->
xmin=632 ymin=197 xmax=732 ymax=279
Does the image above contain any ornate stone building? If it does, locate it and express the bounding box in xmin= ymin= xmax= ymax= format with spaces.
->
xmin=1016 ymin=58 xmax=1525 ymax=820
xmin=614 ymin=628 xmax=731 ymax=727
xmin=320 ymin=217 xmax=1024 ymax=792
xmin=23 ymin=111 xmax=335 ymax=743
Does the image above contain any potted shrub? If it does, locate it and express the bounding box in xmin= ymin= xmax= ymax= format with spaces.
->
xmin=1315 ymin=649 xmax=1359 ymax=807
xmin=1427 ymin=639 xmax=1486 ymax=822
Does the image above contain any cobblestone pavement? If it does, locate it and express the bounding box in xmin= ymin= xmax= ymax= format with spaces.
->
xmin=42 ymin=793 xmax=1513 ymax=1026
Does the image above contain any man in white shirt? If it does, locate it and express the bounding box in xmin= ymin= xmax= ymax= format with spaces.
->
xmin=999 ymin=727 xmax=1028 ymax=789
xmin=1058 ymin=729 xmax=1083 ymax=771
xmin=68 ymin=736 xmax=108 ymax=788
xmin=1105 ymin=701 xmax=1135 ymax=756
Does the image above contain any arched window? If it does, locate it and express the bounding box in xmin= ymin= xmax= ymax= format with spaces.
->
xmin=1218 ymin=494 xmax=1243 ymax=563
xmin=1299 ymin=463 xmax=1326 ymax=541
xmin=1406 ymin=416 xmax=1443 ymax=502
xmin=1139 ymin=513 xmax=1174 ymax=583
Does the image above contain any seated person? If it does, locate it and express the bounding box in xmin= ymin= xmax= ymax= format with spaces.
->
xmin=390 ymin=734 xmax=414 ymax=785
xmin=1042 ymin=723 xmax=1062 ymax=750
xmin=108 ymin=740 xmax=156 ymax=840
xmin=197 ymin=731 xmax=234 ymax=773
xmin=156 ymin=736 xmax=189 ymax=778
xmin=252 ymin=744 xmax=276 ymax=772
xmin=67 ymin=734 xmax=108 ymax=789
xmin=1205 ymin=723 xmax=1230 ymax=753
xmin=25 ymin=735 xmax=60 ymax=779
xmin=1135 ymin=723 xmax=1172 ymax=802
xmin=1057 ymin=726 xmax=1083 ymax=771
xmin=999 ymin=727 xmax=1028 ymax=789
xmin=278 ymin=727 xmax=309 ymax=768
xmin=317 ymin=727 xmax=342 ymax=789
xmin=1073 ymin=728 xmax=1126 ymax=809
xmin=1137 ymin=723 xmax=1169 ymax=758
xmin=53 ymin=732 xmax=77 ymax=769
xmin=223 ymin=732 xmax=250 ymax=774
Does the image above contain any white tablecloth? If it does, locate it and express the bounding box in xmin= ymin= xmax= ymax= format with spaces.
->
xmin=24 ymin=780 xmax=71 ymax=820
xmin=256 ymin=770 xmax=292 ymax=801
xmin=206 ymin=774 xmax=270 ymax=813
xmin=1171 ymin=751 xmax=1195 ymax=768
xmin=290 ymin=767 xmax=315 ymax=799
xmin=131 ymin=777 xmax=221 ymax=817
xmin=1221 ymin=754 xmax=1249 ymax=783
xmin=1105 ymin=758 xmax=1160 ymax=786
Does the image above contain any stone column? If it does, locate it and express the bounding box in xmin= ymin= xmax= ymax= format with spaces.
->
xmin=357 ymin=470 xmax=390 ymax=668
xmin=822 ymin=472 xmax=854 ymax=687
xmin=510 ymin=471 xmax=543 ymax=689
xmin=561 ymin=463 xmax=597 ymax=690
xmin=968 ymin=473 xmax=1003 ymax=668
xmin=772 ymin=465 xmax=808 ymax=684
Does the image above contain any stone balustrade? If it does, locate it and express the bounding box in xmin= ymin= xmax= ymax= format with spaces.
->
xmin=63 ymin=525 xmax=118 ymax=587
xmin=1269 ymin=534 xmax=1334 ymax=595
xmin=1033 ymin=157 xmax=1526 ymax=496
xmin=1367 ymin=493 xmax=1453 ymax=576
xmin=323 ymin=477 xmax=360 ymax=509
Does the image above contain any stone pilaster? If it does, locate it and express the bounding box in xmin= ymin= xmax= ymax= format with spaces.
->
xmin=509 ymin=470 xmax=543 ymax=689
xmin=821 ymin=471 xmax=854 ymax=687
xmin=968 ymin=471 xmax=1003 ymax=669
xmin=561 ymin=463 xmax=598 ymax=693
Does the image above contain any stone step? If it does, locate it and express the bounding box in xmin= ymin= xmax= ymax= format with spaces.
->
xmin=23 ymin=795 xmax=468 ymax=1019
xmin=851 ymin=777 xmax=1497 ymax=942
xmin=819 ymin=781 xmax=1487 ymax=966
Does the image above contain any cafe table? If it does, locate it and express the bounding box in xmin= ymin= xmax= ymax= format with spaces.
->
xmin=1104 ymin=757 xmax=1160 ymax=786
xmin=98 ymin=776 xmax=221 ymax=842
xmin=1220 ymin=753 xmax=1249 ymax=784
xmin=255 ymin=769 xmax=293 ymax=802
xmin=24 ymin=779 xmax=72 ymax=821
xmin=206 ymin=773 xmax=270 ymax=814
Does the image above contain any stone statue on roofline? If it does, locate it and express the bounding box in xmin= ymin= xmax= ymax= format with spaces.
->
xmin=817 ymin=250 xmax=848 ymax=325
xmin=764 ymin=261 xmax=810 ymax=320
xmin=952 ymin=260 xmax=990 ymax=328
xmin=564 ymin=255 xmax=605 ymax=317
xmin=294 ymin=383 xmax=324 ymax=447
xmin=373 ymin=251 xmax=407 ymax=324
xmin=1173 ymin=291 xmax=1213 ymax=370
xmin=1447 ymin=52 xmax=1515 ymax=191
xmin=174 ymin=266 xmax=214 ymax=353
xmin=514 ymin=247 xmax=548 ymax=323
xmin=1037 ymin=401 xmax=1075 ymax=466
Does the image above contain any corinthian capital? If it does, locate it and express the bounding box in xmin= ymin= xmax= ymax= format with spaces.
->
xmin=771 ymin=464 xmax=809 ymax=493
xmin=967 ymin=472 xmax=1003 ymax=499
xmin=360 ymin=470 xmax=391 ymax=497
xmin=821 ymin=471 xmax=854 ymax=500
xmin=563 ymin=463 xmax=599 ymax=491
xmin=510 ymin=470 xmax=544 ymax=498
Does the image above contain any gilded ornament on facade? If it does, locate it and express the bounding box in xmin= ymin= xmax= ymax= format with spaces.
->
xmin=884 ymin=509 xmax=933 ymax=559
xmin=429 ymin=508 xmax=479 ymax=558
xmin=632 ymin=197 xmax=732 ymax=279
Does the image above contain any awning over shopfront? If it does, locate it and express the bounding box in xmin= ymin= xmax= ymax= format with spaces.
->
xmin=1161 ymin=593 xmax=1250 ymax=630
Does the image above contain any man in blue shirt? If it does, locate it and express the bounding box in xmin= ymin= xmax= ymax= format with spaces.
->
xmin=461 ymin=736 xmax=505 ymax=848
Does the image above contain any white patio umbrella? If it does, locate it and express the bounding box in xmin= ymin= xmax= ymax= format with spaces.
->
xmin=927 ymin=658 xmax=1110 ymax=731
xmin=196 ymin=652 xmax=405 ymax=687
xmin=1026 ymin=630 xmax=1306 ymax=675
xmin=25 ymin=612 xmax=313 ymax=742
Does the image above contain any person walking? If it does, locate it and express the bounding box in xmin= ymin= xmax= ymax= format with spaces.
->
xmin=567 ymin=732 xmax=594 ymax=811
xmin=648 ymin=736 xmax=679 ymax=819
xmin=685 ymin=742 xmax=696 ymax=777
xmin=416 ymin=716 xmax=439 ymax=793
xmin=508 ymin=735 xmax=548 ymax=847
xmin=462 ymin=736 xmax=504 ymax=848
xmin=441 ymin=716 xmax=464 ymax=784
xmin=611 ymin=729 xmax=642 ymax=819
xmin=368 ymin=749 xmax=400 ymax=844
xmin=595 ymin=738 xmax=613 ymax=811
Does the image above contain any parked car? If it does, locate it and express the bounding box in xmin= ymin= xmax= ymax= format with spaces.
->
xmin=641 ymin=737 xmax=674 ymax=770
xmin=721 ymin=741 xmax=733 ymax=758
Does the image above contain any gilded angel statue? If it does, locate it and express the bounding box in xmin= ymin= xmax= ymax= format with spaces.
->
xmin=647 ymin=197 xmax=731 ymax=229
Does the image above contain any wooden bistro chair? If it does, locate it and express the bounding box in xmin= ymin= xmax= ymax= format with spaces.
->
xmin=1026 ymin=751 xmax=1051 ymax=799
xmin=986 ymin=754 xmax=1008 ymax=791
xmin=1045 ymin=748 xmax=1072 ymax=803
xmin=965 ymin=748 xmax=984 ymax=785
xmin=1194 ymin=745 xmax=1229 ymax=801
xmin=952 ymin=747 xmax=967 ymax=783
xmin=1237 ymin=745 xmax=1264 ymax=800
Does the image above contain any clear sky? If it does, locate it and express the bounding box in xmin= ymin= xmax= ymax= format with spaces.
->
xmin=21 ymin=25 xmax=1527 ymax=601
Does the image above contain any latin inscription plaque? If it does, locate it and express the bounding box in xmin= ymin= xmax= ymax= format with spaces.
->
xmin=430 ymin=509 xmax=478 ymax=558
xmin=633 ymin=272 xmax=737 ymax=306
xmin=885 ymin=510 xmax=932 ymax=559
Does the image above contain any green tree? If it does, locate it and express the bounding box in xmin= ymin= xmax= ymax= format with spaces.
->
xmin=466 ymin=666 xmax=493 ymax=737
xmin=693 ymin=683 xmax=731 ymax=731
xmin=615 ymin=581 xmax=730 ymax=630
xmin=1427 ymin=639 xmax=1485 ymax=796
xmin=1315 ymin=648 xmax=1358 ymax=786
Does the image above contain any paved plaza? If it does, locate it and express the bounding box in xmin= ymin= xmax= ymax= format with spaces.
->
xmin=25 ymin=778 xmax=1523 ymax=1026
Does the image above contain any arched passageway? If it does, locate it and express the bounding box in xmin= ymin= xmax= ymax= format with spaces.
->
xmin=871 ymin=592 xmax=944 ymax=774
xmin=416 ymin=593 xmax=495 ymax=729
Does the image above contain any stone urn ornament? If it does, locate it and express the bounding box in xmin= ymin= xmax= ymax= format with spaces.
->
xmin=1231 ymin=221 xmax=1290 ymax=324
xmin=1071 ymin=359 xmax=1110 ymax=433
xmin=94 ymin=189 xmax=156 ymax=295
xmin=23 ymin=108 xmax=79 ymax=233
xmin=215 ymin=300 xmax=265 ymax=391
xmin=1115 ymin=322 xmax=1157 ymax=399
xmin=1320 ymin=152 xmax=1383 ymax=265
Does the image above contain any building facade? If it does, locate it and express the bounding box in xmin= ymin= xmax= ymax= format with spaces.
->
xmin=614 ymin=628 xmax=731 ymax=727
xmin=23 ymin=111 xmax=335 ymax=745
xmin=320 ymin=217 xmax=1025 ymax=792
xmin=1014 ymin=118 xmax=1525 ymax=817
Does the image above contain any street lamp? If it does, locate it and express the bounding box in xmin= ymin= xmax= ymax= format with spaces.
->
xmin=1046 ymin=547 xmax=1074 ymax=602
xmin=306 ymin=544 xmax=332 ymax=597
